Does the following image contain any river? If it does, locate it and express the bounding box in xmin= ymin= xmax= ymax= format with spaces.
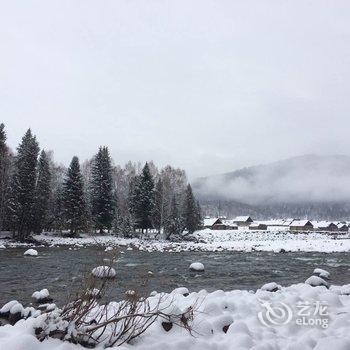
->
xmin=0 ymin=247 xmax=349 ymax=306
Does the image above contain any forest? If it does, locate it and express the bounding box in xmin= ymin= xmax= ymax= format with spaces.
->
xmin=0 ymin=123 xmax=202 ymax=241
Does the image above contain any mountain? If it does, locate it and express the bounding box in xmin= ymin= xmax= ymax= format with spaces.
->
xmin=193 ymin=155 xmax=350 ymax=220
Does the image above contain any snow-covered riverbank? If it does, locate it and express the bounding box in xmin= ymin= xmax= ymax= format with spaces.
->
xmin=1 ymin=229 xmax=350 ymax=253
xmin=1 ymin=280 xmax=350 ymax=350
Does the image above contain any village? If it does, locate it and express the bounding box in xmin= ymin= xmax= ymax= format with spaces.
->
xmin=203 ymin=216 xmax=350 ymax=233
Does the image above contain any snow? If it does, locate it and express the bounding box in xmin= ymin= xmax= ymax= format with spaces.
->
xmin=260 ymin=282 xmax=282 ymax=292
xmin=0 ymin=229 xmax=350 ymax=253
xmin=32 ymin=289 xmax=50 ymax=302
xmin=189 ymin=262 xmax=205 ymax=271
xmin=233 ymin=216 xmax=252 ymax=222
xmin=340 ymin=284 xmax=350 ymax=295
xmin=203 ymin=218 xmax=221 ymax=227
xmin=290 ymin=219 xmax=312 ymax=227
xmin=313 ymin=268 xmax=330 ymax=279
xmin=91 ymin=266 xmax=116 ymax=278
xmin=0 ymin=244 xmax=5 ymax=249
xmin=0 ymin=300 xmax=19 ymax=314
xmin=10 ymin=303 xmax=24 ymax=315
xmin=1 ymin=281 xmax=350 ymax=350
xmin=23 ymin=249 xmax=38 ymax=256
xmin=305 ymin=276 xmax=329 ymax=288
xmin=171 ymin=287 xmax=190 ymax=296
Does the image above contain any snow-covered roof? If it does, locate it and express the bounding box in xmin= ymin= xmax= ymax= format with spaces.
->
xmin=290 ymin=220 xmax=313 ymax=227
xmin=203 ymin=218 xmax=221 ymax=227
xmin=313 ymin=221 xmax=337 ymax=229
xmin=282 ymin=219 xmax=294 ymax=226
xmin=233 ymin=216 xmax=253 ymax=223
xmin=259 ymin=219 xmax=293 ymax=226
xmin=249 ymin=223 xmax=267 ymax=228
xmin=222 ymin=220 xmax=238 ymax=227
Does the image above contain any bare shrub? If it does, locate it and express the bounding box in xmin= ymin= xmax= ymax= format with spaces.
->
xmin=36 ymin=254 xmax=197 ymax=347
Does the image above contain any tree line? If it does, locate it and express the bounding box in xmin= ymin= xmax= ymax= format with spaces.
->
xmin=0 ymin=124 xmax=202 ymax=241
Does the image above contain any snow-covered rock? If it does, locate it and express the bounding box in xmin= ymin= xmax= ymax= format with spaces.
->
xmin=0 ymin=244 xmax=5 ymax=249
xmin=189 ymin=262 xmax=205 ymax=272
xmin=0 ymin=301 xmax=19 ymax=317
xmin=305 ymin=276 xmax=329 ymax=288
xmin=91 ymin=266 xmax=116 ymax=278
xmin=23 ymin=249 xmax=38 ymax=256
xmin=313 ymin=268 xmax=330 ymax=279
xmin=260 ymin=282 xmax=282 ymax=292
xmin=340 ymin=284 xmax=350 ymax=295
xmin=1 ymin=282 xmax=350 ymax=350
xmin=32 ymin=289 xmax=52 ymax=303
xmin=171 ymin=287 xmax=190 ymax=296
xmin=104 ymin=246 xmax=113 ymax=252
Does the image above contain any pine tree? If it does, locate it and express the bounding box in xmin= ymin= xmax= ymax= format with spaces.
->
xmin=130 ymin=163 xmax=155 ymax=233
xmin=8 ymin=129 xmax=39 ymax=239
xmin=183 ymin=184 xmax=202 ymax=234
xmin=32 ymin=150 xmax=51 ymax=233
xmin=0 ymin=123 xmax=9 ymax=231
xmin=164 ymin=195 xmax=183 ymax=239
xmin=62 ymin=156 xmax=86 ymax=234
xmin=152 ymin=178 xmax=164 ymax=233
xmin=90 ymin=147 xmax=114 ymax=233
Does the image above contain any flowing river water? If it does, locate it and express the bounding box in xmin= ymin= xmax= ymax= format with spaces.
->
xmin=0 ymin=246 xmax=350 ymax=306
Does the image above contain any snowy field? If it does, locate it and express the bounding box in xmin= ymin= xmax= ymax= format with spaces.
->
xmin=1 ymin=281 xmax=350 ymax=350
xmin=1 ymin=228 xmax=350 ymax=253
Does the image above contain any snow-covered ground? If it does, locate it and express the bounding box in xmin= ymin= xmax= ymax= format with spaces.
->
xmin=1 ymin=281 xmax=350 ymax=350
xmin=0 ymin=228 xmax=350 ymax=253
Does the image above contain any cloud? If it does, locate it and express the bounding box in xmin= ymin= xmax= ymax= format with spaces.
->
xmin=196 ymin=155 xmax=350 ymax=204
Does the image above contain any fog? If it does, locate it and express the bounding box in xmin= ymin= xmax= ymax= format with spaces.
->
xmin=196 ymin=155 xmax=350 ymax=204
xmin=1 ymin=1 xmax=350 ymax=179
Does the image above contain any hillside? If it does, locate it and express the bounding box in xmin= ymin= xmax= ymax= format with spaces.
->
xmin=194 ymin=155 xmax=350 ymax=220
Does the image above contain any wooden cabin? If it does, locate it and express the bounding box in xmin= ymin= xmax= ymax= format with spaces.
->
xmin=233 ymin=216 xmax=254 ymax=227
xmin=314 ymin=221 xmax=338 ymax=232
xmin=289 ymin=220 xmax=314 ymax=232
xmin=203 ymin=218 xmax=224 ymax=229
xmin=249 ymin=223 xmax=268 ymax=230
xmin=222 ymin=220 xmax=238 ymax=230
xmin=337 ymin=223 xmax=349 ymax=232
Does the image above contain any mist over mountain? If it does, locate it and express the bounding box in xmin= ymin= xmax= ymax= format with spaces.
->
xmin=194 ymin=155 xmax=350 ymax=220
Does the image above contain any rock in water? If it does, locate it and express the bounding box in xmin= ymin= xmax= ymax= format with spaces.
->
xmin=313 ymin=268 xmax=330 ymax=280
xmin=189 ymin=262 xmax=205 ymax=272
xmin=92 ymin=266 xmax=116 ymax=278
xmin=260 ymin=282 xmax=282 ymax=292
xmin=32 ymin=289 xmax=52 ymax=303
xmin=305 ymin=276 xmax=329 ymax=288
xmin=24 ymin=249 xmax=38 ymax=256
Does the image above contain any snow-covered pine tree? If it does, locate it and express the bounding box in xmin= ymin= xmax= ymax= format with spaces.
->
xmin=164 ymin=194 xmax=184 ymax=239
xmin=132 ymin=162 xmax=155 ymax=233
xmin=152 ymin=178 xmax=164 ymax=233
xmin=196 ymin=200 xmax=203 ymax=229
xmin=32 ymin=150 xmax=52 ymax=233
xmin=7 ymin=129 xmax=39 ymax=240
xmin=90 ymin=147 xmax=114 ymax=233
xmin=0 ymin=123 xmax=10 ymax=231
xmin=62 ymin=156 xmax=86 ymax=234
xmin=183 ymin=184 xmax=202 ymax=234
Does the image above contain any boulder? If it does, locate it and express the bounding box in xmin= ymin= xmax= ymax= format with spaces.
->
xmin=24 ymin=249 xmax=38 ymax=256
xmin=305 ymin=276 xmax=329 ymax=288
xmin=189 ymin=262 xmax=205 ymax=272
xmin=92 ymin=266 xmax=116 ymax=278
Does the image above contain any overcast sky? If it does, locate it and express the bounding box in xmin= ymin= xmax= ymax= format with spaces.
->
xmin=1 ymin=1 xmax=350 ymax=179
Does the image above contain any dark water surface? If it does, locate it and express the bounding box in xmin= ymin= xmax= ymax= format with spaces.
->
xmin=0 ymin=247 xmax=349 ymax=306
